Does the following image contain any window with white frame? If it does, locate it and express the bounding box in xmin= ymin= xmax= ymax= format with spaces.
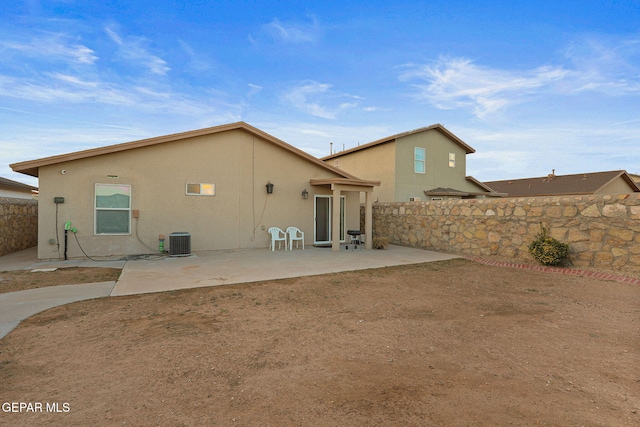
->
xmin=186 ymin=183 xmax=215 ymax=196
xmin=414 ymin=147 xmax=426 ymax=174
xmin=95 ymin=184 xmax=131 ymax=235
xmin=449 ymin=152 xmax=456 ymax=168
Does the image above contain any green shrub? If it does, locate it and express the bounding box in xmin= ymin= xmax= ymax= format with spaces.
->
xmin=372 ymin=237 xmax=389 ymax=249
xmin=528 ymin=227 xmax=569 ymax=266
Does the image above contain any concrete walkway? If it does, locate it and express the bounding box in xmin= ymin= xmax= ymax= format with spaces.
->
xmin=0 ymin=245 xmax=458 ymax=339
xmin=0 ymin=247 xmax=127 ymax=339
xmin=0 ymin=282 xmax=116 ymax=339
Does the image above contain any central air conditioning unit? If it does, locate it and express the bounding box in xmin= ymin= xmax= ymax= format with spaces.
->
xmin=409 ymin=197 xmax=421 ymax=201
xmin=169 ymin=232 xmax=191 ymax=256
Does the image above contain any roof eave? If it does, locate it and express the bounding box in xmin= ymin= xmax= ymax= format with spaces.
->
xmin=466 ymin=176 xmax=494 ymax=192
xmin=424 ymin=191 xmax=470 ymax=197
xmin=310 ymin=178 xmax=381 ymax=188
xmin=321 ymin=123 xmax=475 ymax=160
xmin=506 ymin=191 xmax=594 ymax=198
xmin=615 ymin=171 xmax=640 ymax=192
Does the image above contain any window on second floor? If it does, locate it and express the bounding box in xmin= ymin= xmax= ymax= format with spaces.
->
xmin=414 ymin=147 xmax=425 ymax=174
xmin=449 ymin=152 xmax=456 ymax=168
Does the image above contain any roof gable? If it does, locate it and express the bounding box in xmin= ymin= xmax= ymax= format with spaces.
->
xmin=484 ymin=170 xmax=640 ymax=197
xmin=11 ymin=122 xmax=358 ymax=180
xmin=321 ymin=124 xmax=475 ymax=161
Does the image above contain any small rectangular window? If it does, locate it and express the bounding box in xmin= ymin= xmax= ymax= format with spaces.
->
xmin=186 ymin=183 xmax=215 ymax=196
xmin=449 ymin=153 xmax=456 ymax=168
xmin=414 ymin=147 xmax=425 ymax=174
xmin=95 ymin=184 xmax=131 ymax=235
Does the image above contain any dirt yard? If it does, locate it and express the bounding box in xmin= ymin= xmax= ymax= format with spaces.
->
xmin=0 ymin=267 xmax=122 ymax=294
xmin=0 ymin=259 xmax=638 ymax=426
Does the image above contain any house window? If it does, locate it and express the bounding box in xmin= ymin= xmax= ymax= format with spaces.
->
xmin=95 ymin=184 xmax=131 ymax=235
xmin=186 ymin=183 xmax=215 ymax=196
xmin=449 ymin=153 xmax=456 ymax=168
xmin=414 ymin=147 xmax=425 ymax=174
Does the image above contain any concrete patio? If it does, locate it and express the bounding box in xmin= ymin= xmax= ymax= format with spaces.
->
xmin=111 ymin=245 xmax=459 ymax=296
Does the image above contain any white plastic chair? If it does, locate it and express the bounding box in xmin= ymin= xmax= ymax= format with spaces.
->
xmin=268 ymin=227 xmax=287 ymax=251
xmin=286 ymin=226 xmax=305 ymax=250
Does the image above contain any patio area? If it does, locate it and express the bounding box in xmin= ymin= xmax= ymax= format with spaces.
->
xmin=111 ymin=245 xmax=459 ymax=296
xmin=0 ymin=245 xmax=459 ymax=297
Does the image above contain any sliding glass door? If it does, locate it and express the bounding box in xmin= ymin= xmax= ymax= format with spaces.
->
xmin=314 ymin=195 xmax=345 ymax=245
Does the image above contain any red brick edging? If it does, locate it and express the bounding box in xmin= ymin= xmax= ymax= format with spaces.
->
xmin=463 ymin=256 xmax=640 ymax=285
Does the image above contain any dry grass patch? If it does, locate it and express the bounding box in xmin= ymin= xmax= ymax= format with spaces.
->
xmin=0 ymin=267 xmax=122 ymax=294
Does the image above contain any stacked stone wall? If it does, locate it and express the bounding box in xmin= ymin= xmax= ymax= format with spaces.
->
xmin=0 ymin=198 xmax=38 ymax=257
xmin=366 ymin=193 xmax=640 ymax=274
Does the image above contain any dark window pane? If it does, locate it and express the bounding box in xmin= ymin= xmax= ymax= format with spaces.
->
xmin=96 ymin=210 xmax=130 ymax=234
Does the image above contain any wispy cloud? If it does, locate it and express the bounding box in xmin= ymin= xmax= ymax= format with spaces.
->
xmin=247 ymin=83 xmax=263 ymax=97
xmin=283 ymin=81 xmax=360 ymax=119
xmin=178 ymin=39 xmax=212 ymax=73
xmin=0 ymin=21 xmax=245 ymax=132
xmin=400 ymin=56 xmax=569 ymax=118
xmin=401 ymin=35 xmax=640 ymax=119
xmin=0 ymin=33 xmax=97 ymax=64
xmin=0 ymin=73 xmax=135 ymax=104
xmin=105 ymin=25 xmax=170 ymax=75
xmin=0 ymin=70 xmax=244 ymax=119
xmin=563 ymin=34 xmax=640 ymax=94
xmin=258 ymin=16 xmax=321 ymax=44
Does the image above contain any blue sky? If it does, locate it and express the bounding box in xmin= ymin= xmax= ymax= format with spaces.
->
xmin=2 ymin=0 xmax=640 ymax=187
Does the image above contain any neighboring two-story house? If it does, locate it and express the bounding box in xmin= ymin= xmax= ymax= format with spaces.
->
xmin=321 ymin=124 xmax=501 ymax=202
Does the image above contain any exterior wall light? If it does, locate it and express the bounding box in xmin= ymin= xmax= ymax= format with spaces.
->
xmin=301 ymin=189 xmax=309 ymax=199
xmin=266 ymin=181 xmax=274 ymax=194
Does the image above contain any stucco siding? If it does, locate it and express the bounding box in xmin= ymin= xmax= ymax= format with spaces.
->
xmin=394 ymin=130 xmax=473 ymax=201
xmin=36 ymin=129 xmax=355 ymax=259
xmin=325 ymin=143 xmax=396 ymax=203
xmin=599 ymin=178 xmax=636 ymax=195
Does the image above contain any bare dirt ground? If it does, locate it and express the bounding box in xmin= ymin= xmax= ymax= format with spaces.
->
xmin=0 ymin=267 xmax=122 ymax=294
xmin=0 ymin=258 xmax=638 ymax=426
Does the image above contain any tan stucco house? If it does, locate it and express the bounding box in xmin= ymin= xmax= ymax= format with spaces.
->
xmin=11 ymin=122 xmax=379 ymax=260
xmin=321 ymin=124 xmax=500 ymax=202
xmin=484 ymin=170 xmax=640 ymax=197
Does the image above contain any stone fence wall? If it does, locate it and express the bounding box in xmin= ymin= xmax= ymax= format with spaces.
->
xmin=0 ymin=197 xmax=38 ymax=257
xmin=366 ymin=193 xmax=640 ymax=274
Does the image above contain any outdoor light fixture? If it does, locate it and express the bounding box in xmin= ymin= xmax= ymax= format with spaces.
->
xmin=301 ymin=188 xmax=309 ymax=199
xmin=266 ymin=181 xmax=274 ymax=194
